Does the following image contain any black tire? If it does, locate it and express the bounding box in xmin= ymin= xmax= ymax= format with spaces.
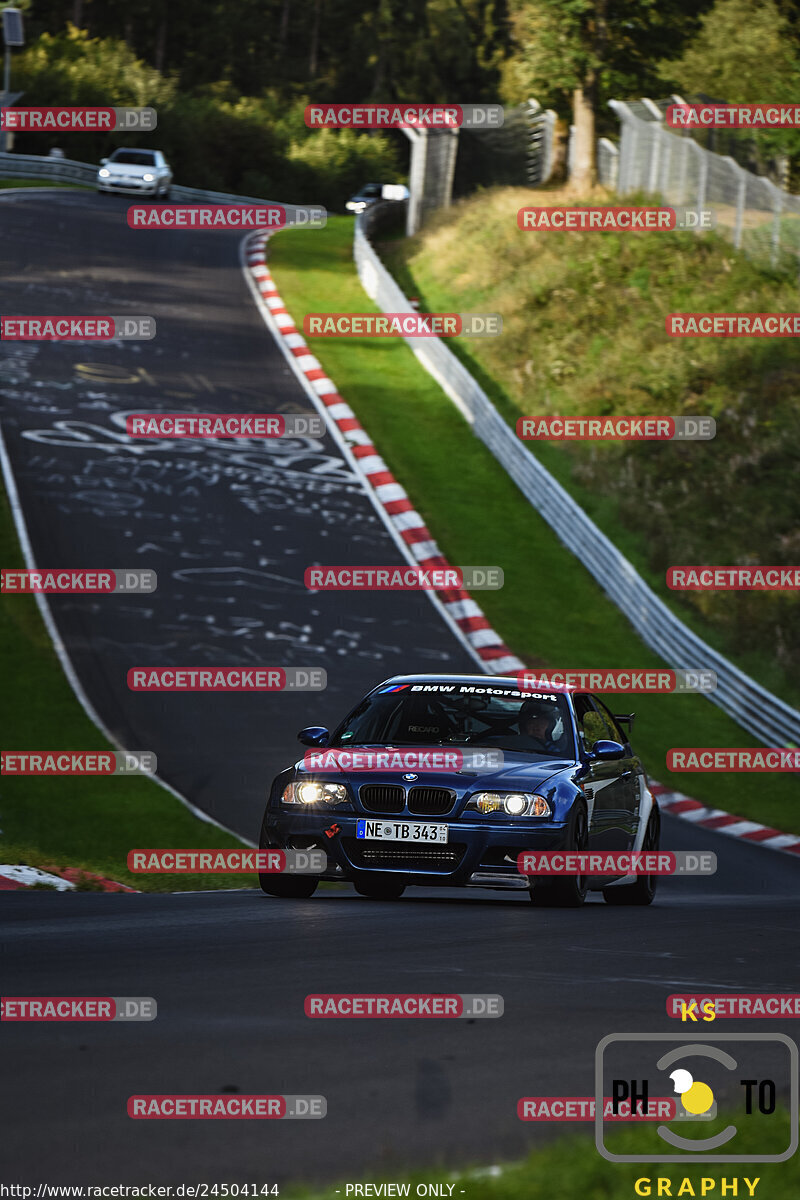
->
xmin=603 ymin=806 xmax=660 ymax=906
xmin=259 ymin=873 xmax=318 ymax=898
xmin=257 ymin=817 xmax=318 ymax=898
xmin=354 ymin=876 xmax=406 ymax=900
xmin=529 ymin=802 xmax=589 ymax=908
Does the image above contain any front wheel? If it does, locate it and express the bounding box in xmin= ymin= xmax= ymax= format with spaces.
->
xmin=258 ymin=816 xmax=319 ymax=898
xmin=354 ymin=876 xmax=405 ymax=900
xmin=259 ymin=870 xmax=318 ymax=898
xmin=529 ymin=802 xmax=588 ymax=908
xmin=603 ymin=806 xmax=660 ymax=906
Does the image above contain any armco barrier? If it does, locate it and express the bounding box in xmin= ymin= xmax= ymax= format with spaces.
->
xmin=354 ymin=201 xmax=800 ymax=748
xmin=0 ymin=151 xmax=314 ymax=214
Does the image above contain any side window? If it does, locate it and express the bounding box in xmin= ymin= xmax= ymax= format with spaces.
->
xmin=593 ymin=698 xmax=627 ymax=745
xmin=573 ymin=694 xmax=603 ymax=751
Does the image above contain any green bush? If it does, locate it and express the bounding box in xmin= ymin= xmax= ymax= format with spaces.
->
xmin=9 ymin=29 xmax=404 ymax=208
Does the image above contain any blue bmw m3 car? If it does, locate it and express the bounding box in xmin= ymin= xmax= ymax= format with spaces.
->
xmin=258 ymin=674 xmax=661 ymax=907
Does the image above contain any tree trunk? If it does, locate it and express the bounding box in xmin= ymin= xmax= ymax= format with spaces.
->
xmin=278 ymin=0 xmax=291 ymax=57
xmin=309 ymin=0 xmax=322 ymax=78
xmin=72 ymin=0 xmax=84 ymax=27
xmin=570 ymin=83 xmax=596 ymax=195
xmin=154 ymin=17 xmax=167 ymax=74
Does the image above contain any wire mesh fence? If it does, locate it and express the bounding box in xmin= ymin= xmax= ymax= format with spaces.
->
xmin=605 ymin=100 xmax=800 ymax=275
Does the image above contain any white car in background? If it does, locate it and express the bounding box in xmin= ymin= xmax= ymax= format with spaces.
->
xmin=345 ymin=182 xmax=409 ymax=214
xmin=97 ymin=148 xmax=172 ymax=198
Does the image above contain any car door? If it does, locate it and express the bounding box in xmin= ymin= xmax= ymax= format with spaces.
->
xmin=572 ymin=693 xmax=630 ymax=850
xmin=592 ymin=696 xmax=641 ymax=847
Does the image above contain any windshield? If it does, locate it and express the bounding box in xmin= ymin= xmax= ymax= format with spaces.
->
xmin=110 ymin=151 xmax=156 ymax=166
xmin=360 ymin=184 xmax=381 ymax=196
xmin=331 ymin=682 xmax=576 ymax=759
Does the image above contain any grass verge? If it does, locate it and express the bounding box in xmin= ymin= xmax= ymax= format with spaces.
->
xmin=379 ymin=185 xmax=800 ymax=709
xmin=0 ymin=490 xmax=255 ymax=892
xmin=285 ymin=1112 xmax=797 ymax=1200
xmin=266 ymin=216 xmax=799 ymax=834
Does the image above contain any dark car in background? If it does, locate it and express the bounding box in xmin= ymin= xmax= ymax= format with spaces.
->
xmin=258 ymin=674 xmax=660 ymax=907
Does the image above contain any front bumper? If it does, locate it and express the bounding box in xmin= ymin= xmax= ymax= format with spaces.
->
xmin=97 ymin=178 xmax=160 ymax=195
xmin=264 ymin=809 xmax=570 ymax=888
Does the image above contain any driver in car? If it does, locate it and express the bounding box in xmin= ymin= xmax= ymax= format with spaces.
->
xmin=515 ymin=698 xmax=564 ymax=754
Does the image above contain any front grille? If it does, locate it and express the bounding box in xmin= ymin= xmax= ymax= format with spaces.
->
xmin=343 ymin=839 xmax=466 ymax=872
xmin=407 ymin=786 xmax=456 ymax=816
xmin=359 ymin=784 xmax=404 ymax=814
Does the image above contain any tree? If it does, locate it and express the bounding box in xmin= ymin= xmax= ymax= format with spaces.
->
xmin=658 ymin=0 xmax=800 ymax=184
xmin=502 ymin=0 xmax=713 ymax=194
xmin=658 ymin=0 xmax=798 ymax=102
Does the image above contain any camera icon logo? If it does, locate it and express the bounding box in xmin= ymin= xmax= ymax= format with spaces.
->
xmin=595 ymin=1033 xmax=798 ymax=1163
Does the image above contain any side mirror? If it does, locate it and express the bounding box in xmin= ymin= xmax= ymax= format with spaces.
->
xmin=591 ymin=739 xmax=626 ymax=761
xmin=100 ymin=158 xmax=109 ymax=165
xmin=297 ymin=726 xmax=329 ymax=747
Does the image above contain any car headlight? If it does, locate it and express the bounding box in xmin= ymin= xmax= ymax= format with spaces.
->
xmin=466 ymin=792 xmax=551 ymax=817
xmin=345 ymin=201 xmax=356 ymax=211
xmin=98 ymin=168 xmax=110 ymax=178
xmin=282 ymin=781 xmax=350 ymax=807
xmin=142 ymin=173 xmax=155 ymax=182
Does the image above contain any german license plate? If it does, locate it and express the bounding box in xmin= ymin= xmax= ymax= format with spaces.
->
xmin=356 ymin=819 xmax=448 ymax=843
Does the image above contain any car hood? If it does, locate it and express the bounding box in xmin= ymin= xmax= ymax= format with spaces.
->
xmin=103 ymin=163 xmax=156 ymax=177
xmin=294 ymin=748 xmax=579 ymax=793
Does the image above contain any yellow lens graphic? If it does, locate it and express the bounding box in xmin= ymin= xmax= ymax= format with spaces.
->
xmin=681 ymin=1081 xmax=715 ymax=1114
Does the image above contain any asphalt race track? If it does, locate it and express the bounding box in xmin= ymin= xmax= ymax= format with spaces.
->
xmin=2 ymin=818 xmax=800 ymax=1183
xmin=0 ymin=191 xmax=476 ymax=838
xmin=2 ymin=193 xmax=799 ymax=1186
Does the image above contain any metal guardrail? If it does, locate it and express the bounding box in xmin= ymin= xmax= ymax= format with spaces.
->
xmin=0 ymin=149 xmax=96 ymax=185
xmin=355 ymin=202 xmax=800 ymax=748
xmin=0 ymin=151 xmax=319 ymax=218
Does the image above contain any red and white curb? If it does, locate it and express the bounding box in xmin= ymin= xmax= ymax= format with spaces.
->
xmin=243 ymin=231 xmax=523 ymax=677
xmin=0 ymin=864 xmax=137 ymax=892
xmin=241 ymin=230 xmax=800 ymax=862
xmin=651 ymin=785 xmax=800 ymax=856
